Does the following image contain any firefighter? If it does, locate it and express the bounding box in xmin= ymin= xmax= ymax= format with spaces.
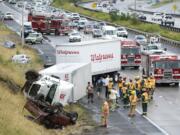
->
xmin=149 ymin=75 xmax=156 ymax=100
xmin=101 ymin=101 xmax=110 ymax=127
xmin=146 ymin=78 xmax=153 ymax=100
xmin=141 ymin=75 xmax=147 ymax=89
xmin=122 ymin=83 xmax=129 ymax=108
xmin=135 ymin=76 xmax=142 ymax=100
xmin=128 ymin=90 xmax=137 ymax=117
xmin=86 ymin=82 xmax=94 ymax=104
xmin=108 ymin=78 xmax=114 ymax=98
xmin=141 ymin=88 xmax=149 ymax=116
xmin=128 ymin=79 xmax=135 ymax=94
xmin=109 ymin=87 xmax=118 ymax=111
xmin=118 ymin=76 xmax=123 ymax=99
xmin=104 ymin=75 xmax=110 ymax=99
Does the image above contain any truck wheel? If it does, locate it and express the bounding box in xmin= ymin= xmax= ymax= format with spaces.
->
xmin=55 ymin=30 xmax=59 ymax=35
xmin=121 ymin=66 xmax=125 ymax=70
xmin=134 ymin=66 xmax=139 ymax=70
xmin=174 ymin=83 xmax=179 ymax=87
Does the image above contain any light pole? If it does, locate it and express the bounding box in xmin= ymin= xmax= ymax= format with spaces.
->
xmin=134 ymin=0 xmax=137 ymax=11
xmin=21 ymin=1 xmax=25 ymax=47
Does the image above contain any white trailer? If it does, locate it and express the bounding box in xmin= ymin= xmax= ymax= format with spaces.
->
xmin=56 ymin=39 xmax=121 ymax=78
xmin=39 ymin=63 xmax=91 ymax=102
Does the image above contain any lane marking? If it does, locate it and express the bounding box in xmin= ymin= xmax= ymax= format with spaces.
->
xmin=136 ymin=109 xmax=169 ymax=135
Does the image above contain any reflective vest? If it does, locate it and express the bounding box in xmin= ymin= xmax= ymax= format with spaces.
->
xmin=142 ymin=92 xmax=148 ymax=103
xmin=135 ymin=80 xmax=141 ymax=91
xmin=102 ymin=104 xmax=109 ymax=116
xmin=150 ymin=78 xmax=156 ymax=89
xmin=129 ymin=95 xmax=137 ymax=105
xmin=108 ymin=82 xmax=113 ymax=90
xmin=118 ymin=81 xmax=123 ymax=88
xmin=128 ymin=82 xmax=135 ymax=90
xmin=122 ymin=87 xmax=128 ymax=98
xmin=146 ymin=81 xmax=152 ymax=89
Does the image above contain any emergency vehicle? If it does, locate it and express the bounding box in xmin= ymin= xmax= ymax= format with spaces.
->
xmin=28 ymin=13 xmax=72 ymax=35
xmin=121 ymin=39 xmax=141 ymax=69
xmin=142 ymin=52 xmax=180 ymax=85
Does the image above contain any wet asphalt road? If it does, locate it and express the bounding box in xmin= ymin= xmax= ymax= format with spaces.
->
xmin=1 ymin=2 xmax=180 ymax=135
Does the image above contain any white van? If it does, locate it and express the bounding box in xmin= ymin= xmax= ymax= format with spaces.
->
xmin=102 ymin=25 xmax=117 ymax=39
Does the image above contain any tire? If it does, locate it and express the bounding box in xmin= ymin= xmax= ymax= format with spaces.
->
xmin=68 ymin=112 xmax=78 ymax=124
xmin=121 ymin=66 xmax=125 ymax=70
xmin=134 ymin=66 xmax=139 ymax=70
xmin=174 ymin=83 xmax=179 ymax=87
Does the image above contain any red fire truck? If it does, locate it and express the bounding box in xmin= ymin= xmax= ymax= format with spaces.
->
xmin=143 ymin=52 xmax=180 ymax=85
xmin=28 ymin=13 xmax=72 ymax=35
xmin=121 ymin=39 xmax=141 ymax=69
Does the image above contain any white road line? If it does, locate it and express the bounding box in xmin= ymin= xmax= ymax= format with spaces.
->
xmin=136 ymin=109 xmax=169 ymax=135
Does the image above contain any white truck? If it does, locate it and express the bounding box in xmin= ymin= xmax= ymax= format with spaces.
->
xmin=56 ymin=39 xmax=121 ymax=81
xmin=39 ymin=63 xmax=91 ymax=102
xmin=24 ymin=74 xmax=74 ymax=106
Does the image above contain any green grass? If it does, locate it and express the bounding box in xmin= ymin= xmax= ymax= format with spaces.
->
xmin=52 ymin=0 xmax=180 ymax=42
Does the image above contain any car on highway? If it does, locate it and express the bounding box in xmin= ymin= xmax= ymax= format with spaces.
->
xmin=12 ymin=54 xmax=30 ymax=64
xmin=71 ymin=13 xmax=80 ymax=20
xmin=92 ymin=29 xmax=103 ymax=38
xmin=161 ymin=14 xmax=175 ymax=26
xmin=116 ymin=27 xmax=128 ymax=38
xmin=25 ymin=32 xmax=43 ymax=44
xmin=138 ymin=13 xmax=147 ymax=21
xmin=69 ymin=31 xmax=81 ymax=42
xmin=142 ymin=43 xmax=165 ymax=55
xmin=16 ymin=1 xmax=24 ymax=8
xmin=77 ymin=19 xmax=88 ymax=30
xmin=9 ymin=0 xmax=16 ymax=4
xmin=4 ymin=12 xmax=13 ymax=20
xmin=152 ymin=12 xmax=163 ymax=22
xmin=134 ymin=35 xmax=147 ymax=45
xmin=3 ymin=41 xmax=16 ymax=48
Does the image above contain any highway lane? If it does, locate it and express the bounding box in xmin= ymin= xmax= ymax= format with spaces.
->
xmin=1 ymin=2 xmax=180 ymax=134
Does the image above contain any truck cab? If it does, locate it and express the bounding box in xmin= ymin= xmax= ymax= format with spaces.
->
xmin=121 ymin=39 xmax=141 ymax=69
xmin=24 ymin=75 xmax=73 ymax=105
xmin=142 ymin=52 xmax=180 ymax=85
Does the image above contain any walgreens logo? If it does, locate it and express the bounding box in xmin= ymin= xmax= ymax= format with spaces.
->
xmin=57 ymin=50 xmax=80 ymax=55
xmin=91 ymin=53 xmax=114 ymax=62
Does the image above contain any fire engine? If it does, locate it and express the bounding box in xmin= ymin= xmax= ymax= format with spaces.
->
xmin=142 ymin=52 xmax=180 ymax=85
xmin=28 ymin=13 xmax=72 ymax=35
xmin=121 ymin=39 xmax=141 ymax=70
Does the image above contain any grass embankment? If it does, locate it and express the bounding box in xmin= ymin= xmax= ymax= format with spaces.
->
xmin=0 ymin=22 xmax=95 ymax=135
xmin=52 ymin=0 xmax=180 ymax=42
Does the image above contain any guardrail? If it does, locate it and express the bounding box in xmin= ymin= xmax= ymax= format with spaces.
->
xmin=140 ymin=20 xmax=180 ymax=33
xmin=73 ymin=1 xmax=180 ymax=46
